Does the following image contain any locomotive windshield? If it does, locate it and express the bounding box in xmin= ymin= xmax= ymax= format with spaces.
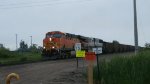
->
xmin=46 ymin=33 xmax=62 ymax=38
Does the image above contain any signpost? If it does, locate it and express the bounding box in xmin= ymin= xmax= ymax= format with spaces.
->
xmin=75 ymin=43 xmax=82 ymax=68
xmin=92 ymin=47 xmax=102 ymax=82
xmin=85 ymin=52 xmax=96 ymax=84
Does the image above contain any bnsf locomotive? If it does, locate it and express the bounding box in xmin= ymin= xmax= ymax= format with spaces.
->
xmin=42 ymin=31 xmax=135 ymax=59
xmin=42 ymin=31 xmax=103 ymax=59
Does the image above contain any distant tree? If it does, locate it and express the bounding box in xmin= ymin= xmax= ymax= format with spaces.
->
xmin=0 ymin=44 xmax=4 ymax=48
xmin=0 ymin=43 xmax=9 ymax=51
xmin=37 ymin=46 xmax=43 ymax=52
xmin=29 ymin=44 xmax=37 ymax=48
xmin=18 ymin=40 xmax=28 ymax=52
xmin=145 ymin=43 xmax=150 ymax=49
xmin=29 ymin=44 xmax=40 ymax=53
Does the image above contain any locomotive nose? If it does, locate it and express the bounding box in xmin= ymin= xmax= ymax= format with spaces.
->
xmin=43 ymin=37 xmax=59 ymax=50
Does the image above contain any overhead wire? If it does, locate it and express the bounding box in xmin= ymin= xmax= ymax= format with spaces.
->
xmin=0 ymin=0 xmax=93 ymax=9
xmin=0 ymin=0 xmax=60 ymax=6
xmin=0 ymin=0 xmax=59 ymax=3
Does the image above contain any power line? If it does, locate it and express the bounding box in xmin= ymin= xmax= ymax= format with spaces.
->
xmin=0 ymin=0 xmax=92 ymax=9
xmin=0 ymin=0 xmax=58 ymax=3
xmin=0 ymin=0 xmax=59 ymax=6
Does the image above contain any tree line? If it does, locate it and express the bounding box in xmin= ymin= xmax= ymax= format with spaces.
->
xmin=17 ymin=40 xmax=42 ymax=53
xmin=0 ymin=40 xmax=42 ymax=53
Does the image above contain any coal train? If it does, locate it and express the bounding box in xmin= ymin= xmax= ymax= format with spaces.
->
xmin=42 ymin=31 xmax=135 ymax=59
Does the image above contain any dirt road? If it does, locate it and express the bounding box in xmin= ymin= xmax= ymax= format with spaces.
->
xmin=0 ymin=59 xmax=87 ymax=84
xmin=0 ymin=52 xmax=134 ymax=84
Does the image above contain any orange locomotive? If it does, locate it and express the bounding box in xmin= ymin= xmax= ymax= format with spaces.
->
xmin=42 ymin=31 xmax=80 ymax=59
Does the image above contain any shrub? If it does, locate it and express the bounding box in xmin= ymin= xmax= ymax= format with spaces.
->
xmin=0 ymin=48 xmax=11 ymax=58
xmin=20 ymin=57 xmax=27 ymax=62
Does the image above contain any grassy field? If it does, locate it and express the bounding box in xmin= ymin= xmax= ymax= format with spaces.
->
xmin=93 ymin=50 xmax=150 ymax=84
xmin=0 ymin=48 xmax=42 ymax=65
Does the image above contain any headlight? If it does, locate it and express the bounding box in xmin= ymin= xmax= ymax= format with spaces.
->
xmin=49 ymin=38 xmax=52 ymax=41
xmin=52 ymin=46 xmax=55 ymax=49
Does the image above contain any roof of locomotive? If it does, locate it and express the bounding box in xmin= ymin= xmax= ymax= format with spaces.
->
xmin=46 ymin=31 xmax=103 ymax=41
xmin=46 ymin=31 xmax=65 ymax=35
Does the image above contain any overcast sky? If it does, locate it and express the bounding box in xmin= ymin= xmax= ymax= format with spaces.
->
xmin=0 ymin=0 xmax=150 ymax=50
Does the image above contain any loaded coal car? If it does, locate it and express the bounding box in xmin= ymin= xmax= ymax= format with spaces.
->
xmin=119 ymin=44 xmax=131 ymax=52
xmin=103 ymin=41 xmax=135 ymax=54
xmin=112 ymin=41 xmax=120 ymax=53
xmin=102 ymin=41 xmax=114 ymax=54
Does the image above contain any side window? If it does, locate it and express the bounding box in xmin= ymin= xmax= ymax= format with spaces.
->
xmin=46 ymin=34 xmax=50 ymax=38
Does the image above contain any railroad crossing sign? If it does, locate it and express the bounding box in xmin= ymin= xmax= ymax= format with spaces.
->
xmin=75 ymin=43 xmax=81 ymax=51
xmin=92 ymin=47 xmax=102 ymax=54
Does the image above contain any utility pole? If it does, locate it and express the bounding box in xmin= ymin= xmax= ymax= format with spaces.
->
xmin=94 ymin=38 xmax=100 ymax=81
xmin=30 ymin=36 xmax=32 ymax=47
xmin=133 ymin=0 xmax=139 ymax=54
xmin=16 ymin=34 xmax=18 ymax=50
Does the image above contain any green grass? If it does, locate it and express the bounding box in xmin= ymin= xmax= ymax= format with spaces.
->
xmin=93 ymin=50 xmax=150 ymax=84
xmin=0 ymin=49 xmax=42 ymax=65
